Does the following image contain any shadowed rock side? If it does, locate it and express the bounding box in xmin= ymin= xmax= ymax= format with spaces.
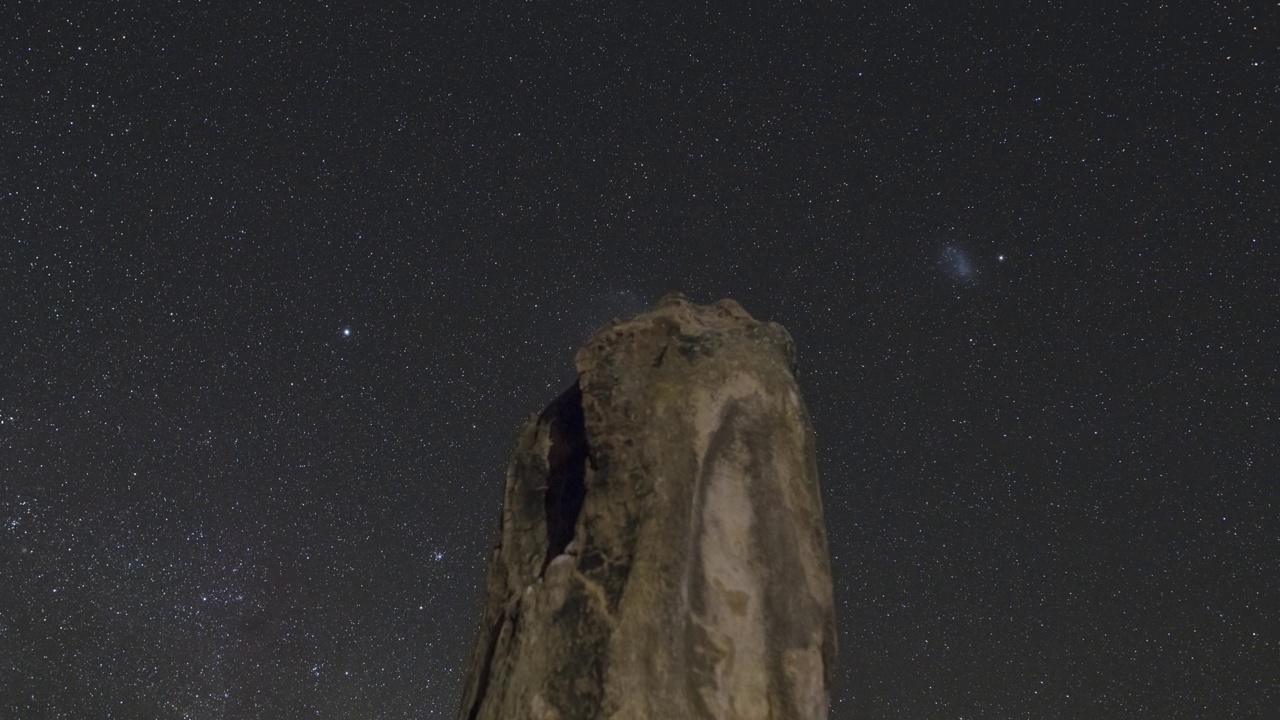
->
xmin=457 ymin=293 xmax=836 ymax=720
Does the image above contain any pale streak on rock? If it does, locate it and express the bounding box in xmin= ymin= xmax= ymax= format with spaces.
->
xmin=457 ymin=293 xmax=836 ymax=720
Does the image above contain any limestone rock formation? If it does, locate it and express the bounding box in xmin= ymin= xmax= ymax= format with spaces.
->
xmin=458 ymin=293 xmax=837 ymax=720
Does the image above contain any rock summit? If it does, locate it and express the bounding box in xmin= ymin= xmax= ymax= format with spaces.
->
xmin=459 ymin=293 xmax=837 ymax=719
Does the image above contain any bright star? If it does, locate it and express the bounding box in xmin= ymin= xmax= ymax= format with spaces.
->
xmin=342 ymin=328 xmax=351 ymax=337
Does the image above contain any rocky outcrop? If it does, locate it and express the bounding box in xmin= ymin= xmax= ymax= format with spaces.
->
xmin=457 ymin=293 xmax=837 ymax=720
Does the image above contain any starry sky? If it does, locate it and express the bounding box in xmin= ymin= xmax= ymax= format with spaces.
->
xmin=2 ymin=2 xmax=1273 ymax=718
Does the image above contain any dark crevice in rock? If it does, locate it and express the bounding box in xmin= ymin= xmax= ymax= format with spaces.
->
xmin=464 ymin=612 xmax=507 ymax=720
xmin=652 ymin=344 xmax=668 ymax=368
xmin=540 ymin=382 xmax=588 ymax=573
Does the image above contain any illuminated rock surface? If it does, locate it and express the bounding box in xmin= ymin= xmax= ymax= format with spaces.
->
xmin=458 ymin=293 xmax=836 ymax=720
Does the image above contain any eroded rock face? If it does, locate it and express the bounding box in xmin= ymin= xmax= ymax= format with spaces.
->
xmin=458 ymin=293 xmax=836 ymax=720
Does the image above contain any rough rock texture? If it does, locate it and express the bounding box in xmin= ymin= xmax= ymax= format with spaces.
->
xmin=457 ymin=293 xmax=837 ymax=720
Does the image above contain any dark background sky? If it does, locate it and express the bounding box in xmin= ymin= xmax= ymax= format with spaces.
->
xmin=2 ymin=2 xmax=1273 ymax=718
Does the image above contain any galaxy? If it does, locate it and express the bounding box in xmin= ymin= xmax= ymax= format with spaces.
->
xmin=939 ymin=245 xmax=975 ymax=281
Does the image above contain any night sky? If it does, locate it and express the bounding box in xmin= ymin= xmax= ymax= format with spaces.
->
xmin=2 ymin=3 xmax=1273 ymax=718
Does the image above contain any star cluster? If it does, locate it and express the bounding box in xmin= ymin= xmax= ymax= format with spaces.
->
xmin=2 ymin=3 xmax=1272 ymax=718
